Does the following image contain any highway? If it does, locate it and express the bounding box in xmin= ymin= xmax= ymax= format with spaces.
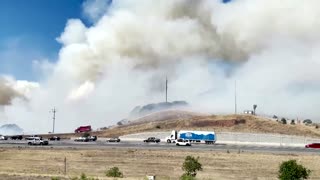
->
xmin=0 ymin=140 xmax=319 ymax=154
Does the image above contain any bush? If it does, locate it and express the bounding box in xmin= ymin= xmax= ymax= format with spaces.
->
xmin=316 ymin=125 xmax=319 ymax=129
xmin=180 ymin=174 xmax=197 ymax=180
xmin=278 ymin=160 xmax=311 ymax=180
xmin=182 ymin=156 xmax=202 ymax=177
xmin=303 ymin=119 xmax=312 ymax=125
xmin=281 ymin=118 xmax=287 ymax=124
xmin=291 ymin=120 xmax=295 ymax=125
xmin=155 ymin=125 xmax=161 ymax=129
xmin=71 ymin=173 xmax=99 ymax=180
xmin=51 ymin=177 xmax=60 ymax=180
xmin=106 ymin=167 xmax=123 ymax=178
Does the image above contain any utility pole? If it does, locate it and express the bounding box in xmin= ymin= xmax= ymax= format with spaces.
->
xmin=234 ymin=81 xmax=237 ymax=114
xmin=51 ymin=107 xmax=57 ymax=133
xmin=166 ymin=77 xmax=168 ymax=103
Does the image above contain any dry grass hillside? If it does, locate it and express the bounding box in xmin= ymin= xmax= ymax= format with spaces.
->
xmin=95 ymin=110 xmax=320 ymax=138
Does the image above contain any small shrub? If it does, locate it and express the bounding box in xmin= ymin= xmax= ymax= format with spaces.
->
xmin=180 ymin=174 xmax=197 ymax=180
xmin=106 ymin=167 xmax=123 ymax=178
xmin=71 ymin=173 xmax=99 ymax=180
xmin=51 ymin=177 xmax=60 ymax=180
xmin=182 ymin=156 xmax=202 ymax=177
xmin=290 ymin=120 xmax=295 ymax=125
xmin=155 ymin=125 xmax=161 ymax=129
xmin=315 ymin=125 xmax=319 ymax=129
xmin=281 ymin=118 xmax=287 ymax=124
xmin=278 ymin=160 xmax=311 ymax=180
xmin=303 ymin=119 xmax=312 ymax=125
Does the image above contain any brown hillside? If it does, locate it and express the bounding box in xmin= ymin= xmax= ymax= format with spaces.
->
xmin=96 ymin=111 xmax=320 ymax=138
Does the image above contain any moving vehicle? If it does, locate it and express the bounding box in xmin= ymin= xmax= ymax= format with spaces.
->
xmin=87 ymin=136 xmax=97 ymax=141
xmin=0 ymin=135 xmax=8 ymax=140
xmin=74 ymin=136 xmax=97 ymax=142
xmin=74 ymin=136 xmax=89 ymax=142
xmin=25 ymin=135 xmax=42 ymax=141
xmin=176 ymin=139 xmax=191 ymax=146
xmin=27 ymin=137 xmax=49 ymax=145
xmin=48 ymin=136 xmax=60 ymax=141
xmin=305 ymin=143 xmax=320 ymax=148
xmin=106 ymin=137 xmax=121 ymax=142
xmin=75 ymin=125 xmax=92 ymax=133
xmin=166 ymin=130 xmax=216 ymax=144
xmin=143 ymin=137 xmax=160 ymax=143
xmin=10 ymin=135 xmax=23 ymax=140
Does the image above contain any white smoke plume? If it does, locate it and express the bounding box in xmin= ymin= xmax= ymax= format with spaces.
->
xmin=1 ymin=0 xmax=320 ymax=133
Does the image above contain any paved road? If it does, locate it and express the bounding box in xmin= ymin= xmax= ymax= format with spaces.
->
xmin=0 ymin=140 xmax=319 ymax=154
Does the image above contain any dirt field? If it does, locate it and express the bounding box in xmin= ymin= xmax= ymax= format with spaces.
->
xmin=0 ymin=147 xmax=320 ymax=180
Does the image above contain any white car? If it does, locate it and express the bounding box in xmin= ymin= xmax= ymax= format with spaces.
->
xmin=74 ymin=136 xmax=89 ymax=142
xmin=176 ymin=139 xmax=191 ymax=146
xmin=27 ymin=137 xmax=49 ymax=145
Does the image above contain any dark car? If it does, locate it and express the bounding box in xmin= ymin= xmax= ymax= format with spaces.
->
xmin=305 ymin=143 xmax=320 ymax=148
xmin=48 ymin=136 xmax=61 ymax=141
xmin=106 ymin=137 xmax=121 ymax=142
xmin=88 ymin=136 xmax=97 ymax=141
xmin=10 ymin=135 xmax=23 ymax=140
xmin=143 ymin=137 xmax=160 ymax=143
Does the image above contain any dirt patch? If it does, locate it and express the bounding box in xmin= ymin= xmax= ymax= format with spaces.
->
xmin=192 ymin=119 xmax=246 ymax=127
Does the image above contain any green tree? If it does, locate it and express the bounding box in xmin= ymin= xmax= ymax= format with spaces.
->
xmin=303 ymin=119 xmax=312 ymax=125
xmin=281 ymin=118 xmax=287 ymax=124
xmin=181 ymin=156 xmax=202 ymax=178
xmin=278 ymin=160 xmax=311 ymax=180
xmin=105 ymin=167 xmax=123 ymax=178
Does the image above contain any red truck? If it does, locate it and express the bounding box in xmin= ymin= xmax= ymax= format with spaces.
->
xmin=74 ymin=125 xmax=92 ymax=133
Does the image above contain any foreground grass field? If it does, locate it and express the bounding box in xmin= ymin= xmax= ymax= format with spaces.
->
xmin=0 ymin=147 xmax=320 ymax=180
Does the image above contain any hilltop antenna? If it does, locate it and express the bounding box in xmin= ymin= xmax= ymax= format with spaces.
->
xmin=51 ymin=107 xmax=57 ymax=133
xmin=166 ymin=77 xmax=168 ymax=103
xmin=234 ymin=81 xmax=237 ymax=114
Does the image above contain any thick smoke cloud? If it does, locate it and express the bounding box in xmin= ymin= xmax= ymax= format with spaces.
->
xmin=1 ymin=0 xmax=320 ymax=133
xmin=0 ymin=76 xmax=38 ymax=105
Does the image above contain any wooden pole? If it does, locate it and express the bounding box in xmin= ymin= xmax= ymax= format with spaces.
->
xmin=64 ymin=157 xmax=67 ymax=175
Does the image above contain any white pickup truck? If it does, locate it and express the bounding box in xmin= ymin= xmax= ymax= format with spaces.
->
xmin=27 ymin=137 xmax=49 ymax=145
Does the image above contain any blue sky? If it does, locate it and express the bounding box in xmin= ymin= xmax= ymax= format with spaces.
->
xmin=0 ymin=0 xmax=89 ymax=81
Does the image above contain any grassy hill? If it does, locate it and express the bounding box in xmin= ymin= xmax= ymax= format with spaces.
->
xmin=95 ymin=110 xmax=320 ymax=138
